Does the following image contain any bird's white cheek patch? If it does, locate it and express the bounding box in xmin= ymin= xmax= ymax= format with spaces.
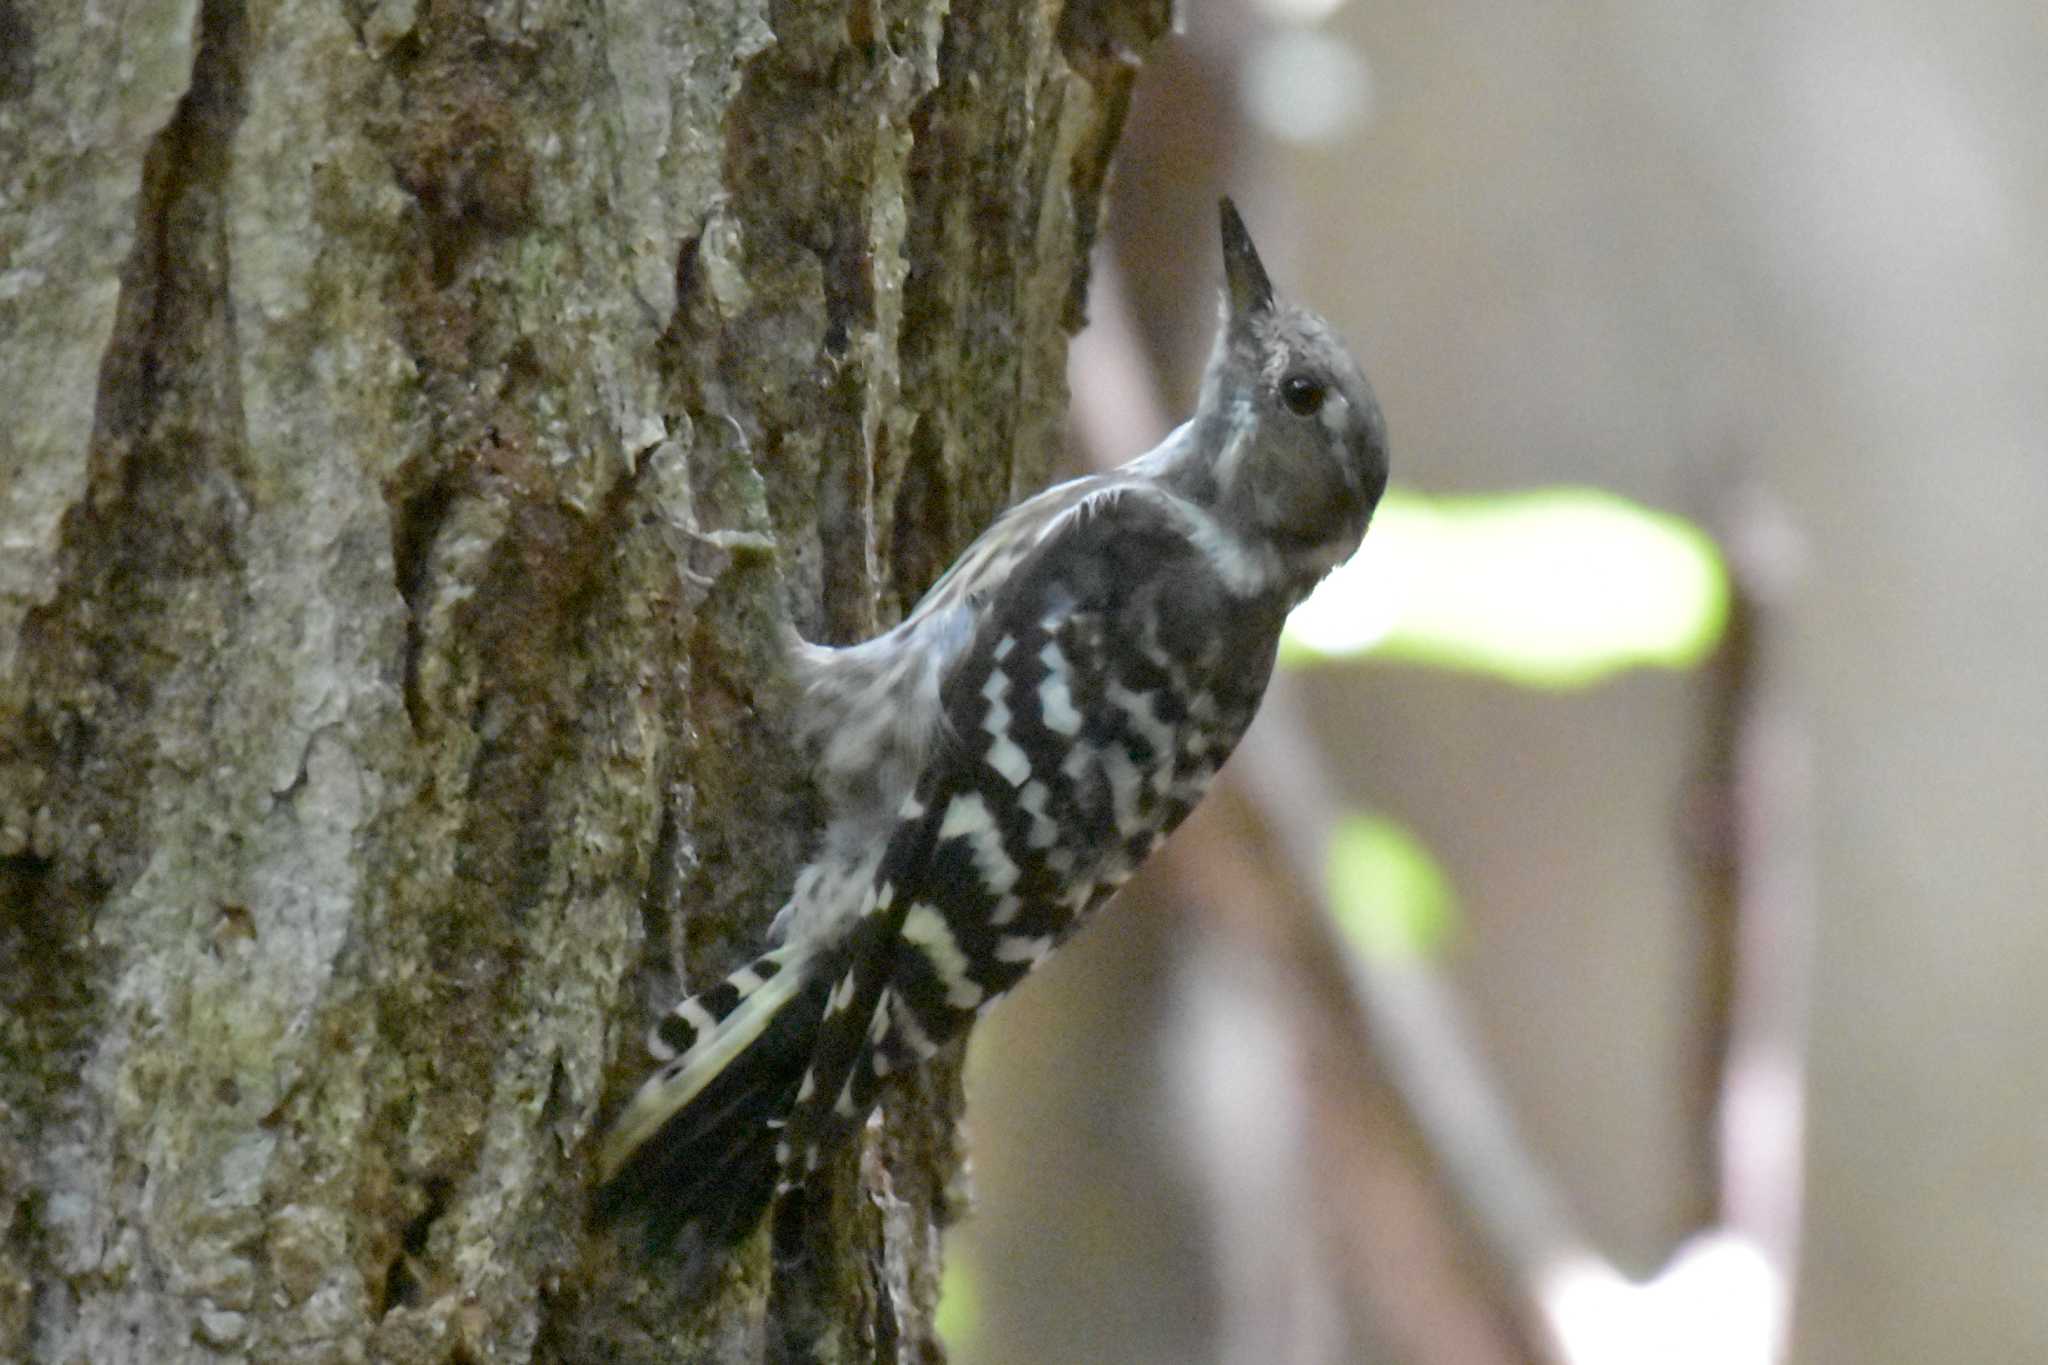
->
xmin=1317 ymin=391 xmax=1351 ymax=440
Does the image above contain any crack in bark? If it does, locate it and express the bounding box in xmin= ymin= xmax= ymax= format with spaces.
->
xmin=6 ymin=0 xmax=1167 ymax=1357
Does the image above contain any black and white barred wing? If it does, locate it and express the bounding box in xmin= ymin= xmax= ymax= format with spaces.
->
xmin=777 ymin=483 xmax=1287 ymax=1179
xmin=596 ymin=484 xmax=1285 ymax=1243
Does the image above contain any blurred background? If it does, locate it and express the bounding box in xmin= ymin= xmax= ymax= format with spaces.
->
xmin=939 ymin=2 xmax=2048 ymax=1363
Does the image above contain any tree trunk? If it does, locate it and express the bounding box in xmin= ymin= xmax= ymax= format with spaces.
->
xmin=0 ymin=1 xmax=1166 ymax=1360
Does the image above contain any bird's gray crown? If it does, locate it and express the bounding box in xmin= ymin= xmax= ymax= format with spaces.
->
xmin=1161 ymin=199 xmax=1390 ymax=598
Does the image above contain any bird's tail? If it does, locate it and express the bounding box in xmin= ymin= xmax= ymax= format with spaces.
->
xmin=594 ymin=943 xmax=830 ymax=1248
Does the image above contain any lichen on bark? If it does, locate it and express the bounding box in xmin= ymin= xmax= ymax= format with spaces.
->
xmin=1 ymin=0 xmax=1166 ymax=1361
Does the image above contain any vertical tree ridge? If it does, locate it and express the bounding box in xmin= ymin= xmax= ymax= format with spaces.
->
xmin=0 ymin=1 xmax=1168 ymax=1360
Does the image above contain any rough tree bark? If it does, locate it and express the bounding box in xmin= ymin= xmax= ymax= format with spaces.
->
xmin=0 ymin=1 xmax=1167 ymax=1360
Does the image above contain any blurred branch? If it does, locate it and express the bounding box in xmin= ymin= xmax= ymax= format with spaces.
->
xmin=1164 ymin=743 xmax=1550 ymax=1365
xmin=1075 ymin=259 xmax=1547 ymax=1365
xmin=1073 ymin=243 xmax=1813 ymax=1364
xmin=1690 ymin=480 xmax=1815 ymax=1303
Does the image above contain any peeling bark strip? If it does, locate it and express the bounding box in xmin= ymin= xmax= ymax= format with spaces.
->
xmin=0 ymin=1 xmax=1166 ymax=1361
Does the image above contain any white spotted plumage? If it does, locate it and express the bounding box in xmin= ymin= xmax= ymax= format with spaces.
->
xmin=596 ymin=199 xmax=1390 ymax=1250
xmin=901 ymin=904 xmax=984 ymax=1011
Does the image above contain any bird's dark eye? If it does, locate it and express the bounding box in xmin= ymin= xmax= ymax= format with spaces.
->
xmin=1280 ymin=373 xmax=1326 ymax=417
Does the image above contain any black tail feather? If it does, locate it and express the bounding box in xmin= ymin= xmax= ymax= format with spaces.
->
xmin=595 ymin=970 xmax=831 ymax=1251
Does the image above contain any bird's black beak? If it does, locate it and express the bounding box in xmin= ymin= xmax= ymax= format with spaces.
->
xmin=1219 ymin=197 xmax=1276 ymax=323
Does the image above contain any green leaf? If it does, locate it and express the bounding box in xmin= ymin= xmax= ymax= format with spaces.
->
xmin=1282 ymin=487 xmax=1731 ymax=687
xmin=936 ymin=1249 xmax=980 ymax=1353
xmin=1324 ymin=814 xmax=1459 ymax=961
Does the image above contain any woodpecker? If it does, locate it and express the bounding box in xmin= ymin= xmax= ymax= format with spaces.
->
xmin=596 ymin=199 xmax=1389 ymax=1248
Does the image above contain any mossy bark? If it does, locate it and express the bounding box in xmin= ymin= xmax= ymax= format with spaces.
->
xmin=0 ymin=1 xmax=1166 ymax=1360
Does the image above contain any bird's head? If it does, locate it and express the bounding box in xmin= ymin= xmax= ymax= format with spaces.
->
xmin=1181 ymin=198 xmax=1389 ymax=596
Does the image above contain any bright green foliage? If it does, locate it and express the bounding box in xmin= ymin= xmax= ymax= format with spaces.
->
xmin=1282 ymin=487 xmax=1730 ymax=687
xmin=1324 ymin=814 xmax=1461 ymax=961
xmin=936 ymin=1251 xmax=981 ymax=1353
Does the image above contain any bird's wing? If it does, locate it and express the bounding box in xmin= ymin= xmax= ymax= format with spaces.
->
xmin=777 ymin=481 xmax=1280 ymax=1175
